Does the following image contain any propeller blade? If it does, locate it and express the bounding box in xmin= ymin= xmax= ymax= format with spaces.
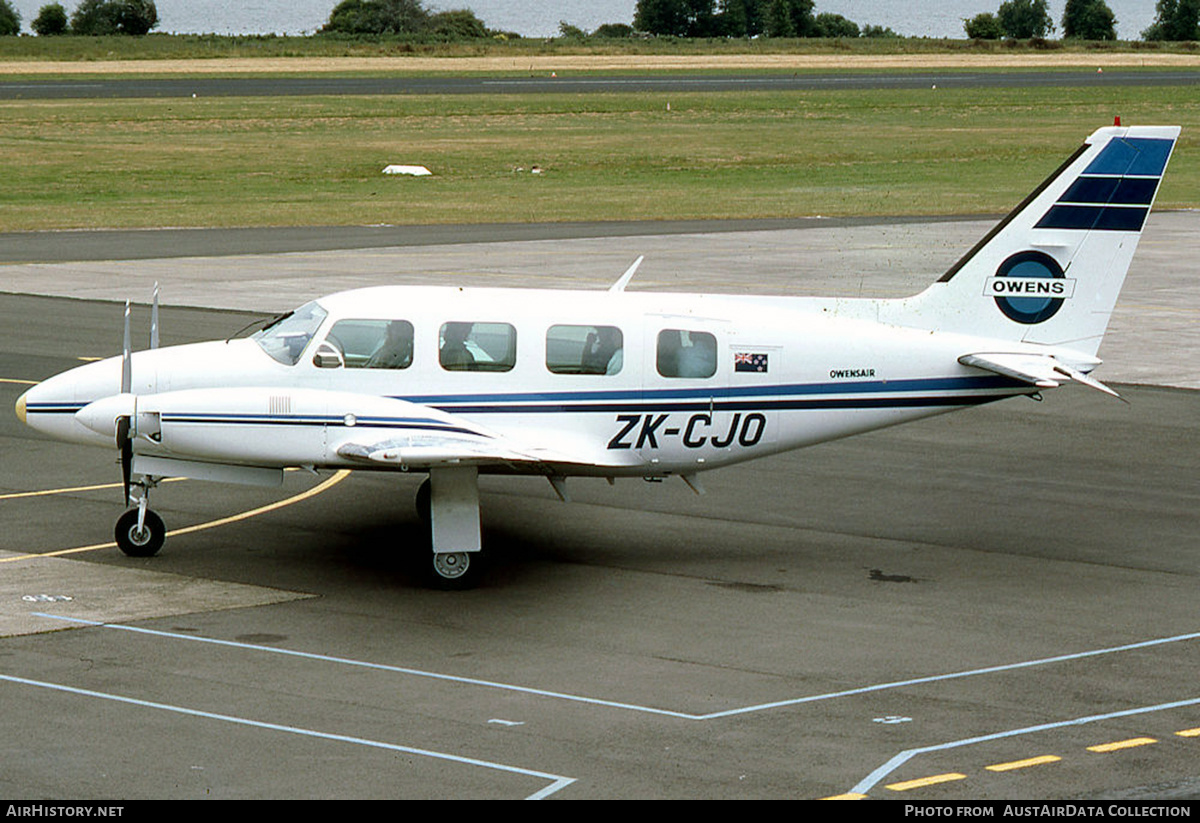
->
xmin=116 ymin=415 xmax=132 ymax=506
xmin=121 ymin=301 xmax=132 ymax=394
xmin=150 ymin=283 xmax=160 ymax=350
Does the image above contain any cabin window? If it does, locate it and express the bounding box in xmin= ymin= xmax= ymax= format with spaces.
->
xmin=252 ymin=301 xmax=328 ymax=366
xmin=440 ymin=322 xmax=516 ymax=372
xmin=546 ymin=325 xmax=623 ymax=375
xmin=325 ymin=319 xmax=414 ymax=369
xmin=656 ymin=329 xmax=717 ymax=378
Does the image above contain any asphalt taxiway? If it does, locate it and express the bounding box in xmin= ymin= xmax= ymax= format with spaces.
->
xmin=4 ymin=70 xmax=1200 ymax=101
xmin=1 ymin=218 xmax=1198 ymax=799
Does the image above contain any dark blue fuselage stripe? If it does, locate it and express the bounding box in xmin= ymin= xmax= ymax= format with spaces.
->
xmin=434 ymin=393 xmax=1019 ymax=414
xmin=25 ymin=403 xmax=86 ymax=414
xmin=394 ymin=375 xmax=1022 ymax=406
xmin=160 ymin=414 xmax=478 ymax=435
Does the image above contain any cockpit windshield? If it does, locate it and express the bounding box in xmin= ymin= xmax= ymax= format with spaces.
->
xmin=252 ymin=301 xmax=328 ymax=365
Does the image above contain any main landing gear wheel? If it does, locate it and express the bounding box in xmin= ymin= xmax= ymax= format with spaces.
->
xmin=429 ymin=550 xmax=485 ymax=590
xmin=114 ymin=509 xmax=165 ymax=557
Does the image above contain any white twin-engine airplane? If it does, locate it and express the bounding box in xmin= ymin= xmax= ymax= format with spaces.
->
xmin=15 ymin=124 xmax=1179 ymax=587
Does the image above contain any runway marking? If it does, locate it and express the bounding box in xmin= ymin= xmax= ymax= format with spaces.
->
xmin=1087 ymin=737 xmax=1157 ymax=753
xmin=847 ymin=696 xmax=1200 ymax=797
xmin=0 ymin=470 xmax=350 ymax=563
xmin=886 ymin=773 xmax=967 ymax=792
xmin=0 ymin=377 xmax=37 ymax=385
xmin=985 ymin=754 xmax=1061 ymax=772
xmin=1175 ymin=727 xmax=1200 ymax=738
xmin=0 ymin=672 xmax=575 ymax=800
xmin=33 ymin=614 xmax=1200 ymax=728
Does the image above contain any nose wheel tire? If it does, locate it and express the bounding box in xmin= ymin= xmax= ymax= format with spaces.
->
xmin=115 ymin=509 xmax=166 ymax=557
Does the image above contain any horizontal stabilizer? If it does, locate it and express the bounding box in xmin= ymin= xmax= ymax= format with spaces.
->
xmin=959 ymin=352 xmax=1122 ymax=399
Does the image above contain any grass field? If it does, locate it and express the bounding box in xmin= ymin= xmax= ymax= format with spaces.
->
xmin=1 ymin=81 xmax=1197 ymax=231
xmin=1 ymin=33 xmax=1198 ymax=65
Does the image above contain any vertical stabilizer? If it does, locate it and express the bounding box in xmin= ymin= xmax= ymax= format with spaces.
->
xmin=891 ymin=125 xmax=1179 ymax=357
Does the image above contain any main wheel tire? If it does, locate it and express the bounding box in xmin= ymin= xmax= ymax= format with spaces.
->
xmin=115 ymin=509 xmax=165 ymax=557
xmin=428 ymin=550 xmax=485 ymax=590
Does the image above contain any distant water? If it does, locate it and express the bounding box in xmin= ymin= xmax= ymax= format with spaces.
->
xmin=6 ymin=0 xmax=1159 ymax=42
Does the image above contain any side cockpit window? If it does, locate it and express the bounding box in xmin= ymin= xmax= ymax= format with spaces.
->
xmin=656 ymin=329 xmax=717 ymax=378
xmin=252 ymin=301 xmax=328 ymax=366
xmin=546 ymin=325 xmax=623 ymax=375
xmin=325 ymin=319 xmax=414 ymax=369
xmin=440 ymin=322 xmax=516 ymax=372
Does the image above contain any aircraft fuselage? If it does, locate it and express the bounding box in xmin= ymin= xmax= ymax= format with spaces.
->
xmin=22 ymin=285 xmax=1032 ymax=479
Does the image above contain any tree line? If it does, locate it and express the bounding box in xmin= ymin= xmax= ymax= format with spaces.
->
xmin=963 ymin=0 xmax=1198 ymax=42
xmin=0 ymin=1 xmax=158 ymax=35
xmin=631 ymin=0 xmax=894 ymax=38
xmin=0 ymin=0 xmax=1196 ymax=41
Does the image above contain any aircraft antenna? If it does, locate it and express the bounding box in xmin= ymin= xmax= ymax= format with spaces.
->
xmin=609 ymin=256 xmax=644 ymax=293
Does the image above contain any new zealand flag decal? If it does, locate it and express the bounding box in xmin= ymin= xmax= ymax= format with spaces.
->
xmin=734 ymin=352 xmax=769 ymax=373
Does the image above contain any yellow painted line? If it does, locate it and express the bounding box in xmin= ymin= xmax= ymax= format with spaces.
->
xmin=0 ymin=377 xmax=38 ymax=386
xmin=0 ymin=470 xmax=350 ymax=562
xmin=1087 ymin=737 xmax=1157 ymax=753
xmin=167 ymin=470 xmax=350 ymax=538
xmin=1175 ymin=728 xmax=1200 ymax=738
xmin=986 ymin=755 xmax=1062 ymax=772
xmin=2 ymin=467 xmax=305 ymax=501
xmin=0 ymin=477 xmax=186 ymax=501
xmin=820 ymin=793 xmax=868 ymax=800
xmin=886 ymin=773 xmax=967 ymax=792
xmin=77 ymin=357 xmax=103 ymax=362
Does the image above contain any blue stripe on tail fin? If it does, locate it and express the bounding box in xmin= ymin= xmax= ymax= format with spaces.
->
xmin=1035 ymin=136 xmax=1175 ymax=233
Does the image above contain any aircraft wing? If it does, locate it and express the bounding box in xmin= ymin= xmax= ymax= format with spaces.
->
xmin=70 ymin=386 xmax=599 ymax=475
xmin=958 ymin=352 xmax=1122 ymax=399
xmin=332 ymin=399 xmax=595 ymax=470
xmin=335 ymin=428 xmax=548 ymax=469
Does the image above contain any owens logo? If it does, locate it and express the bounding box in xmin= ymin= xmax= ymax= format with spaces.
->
xmin=989 ymin=250 xmax=1070 ymax=325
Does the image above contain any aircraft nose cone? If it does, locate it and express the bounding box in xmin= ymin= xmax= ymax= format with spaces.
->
xmin=15 ymin=390 xmax=27 ymax=424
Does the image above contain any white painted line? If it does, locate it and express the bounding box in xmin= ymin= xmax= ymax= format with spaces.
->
xmin=698 ymin=631 xmax=1200 ymax=720
xmin=38 ymin=615 xmax=1200 ymax=725
xmin=37 ymin=614 xmax=697 ymax=718
xmin=0 ymin=672 xmax=575 ymax=800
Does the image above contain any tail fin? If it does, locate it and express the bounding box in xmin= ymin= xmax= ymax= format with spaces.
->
xmin=893 ymin=125 xmax=1179 ymax=357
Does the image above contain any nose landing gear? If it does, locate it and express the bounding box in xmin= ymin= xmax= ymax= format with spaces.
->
xmin=114 ymin=479 xmax=165 ymax=557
